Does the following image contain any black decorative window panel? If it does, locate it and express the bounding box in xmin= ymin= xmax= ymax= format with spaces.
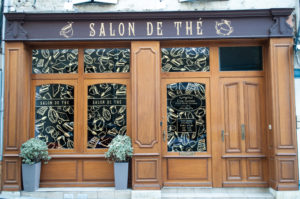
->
xmin=84 ymin=48 xmax=130 ymax=73
xmin=167 ymin=82 xmax=207 ymax=152
xmin=35 ymin=84 xmax=74 ymax=149
xmin=161 ymin=47 xmax=209 ymax=72
xmin=32 ymin=49 xmax=78 ymax=74
xmin=219 ymin=46 xmax=262 ymax=71
xmin=87 ymin=83 xmax=127 ymax=149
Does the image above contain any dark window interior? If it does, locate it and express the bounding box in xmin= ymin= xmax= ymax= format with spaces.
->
xmin=219 ymin=46 xmax=262 ymax=71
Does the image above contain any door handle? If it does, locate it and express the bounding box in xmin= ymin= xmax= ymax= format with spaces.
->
xmin=221 ymin=130 xmax=229 ymax=142
xmin=163 ymin=130 xmax=166 ymax=142
xmin=241 ymin=124 xmax=245 ymax=140
xmin=221 ymin=130 xmax=224 ymax=142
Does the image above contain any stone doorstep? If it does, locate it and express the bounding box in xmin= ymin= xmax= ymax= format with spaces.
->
xmin=1 ymin=188 xmax=300 ymax=199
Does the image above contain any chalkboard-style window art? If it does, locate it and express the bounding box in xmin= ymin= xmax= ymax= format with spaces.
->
xmin=167 ymin=82 xmax=207 ymax=152
xmin=87 ymin=83 xmax=127 ymax=149
xmin=32 ymin=49 xmax=78 ymax=74
xmin=84 ymin=48 xmax=130 ymax=73
xmin=161 ymin=47 xmax=209 ymax=72
xmin=35 ymin=84 xmax=74 ymax=149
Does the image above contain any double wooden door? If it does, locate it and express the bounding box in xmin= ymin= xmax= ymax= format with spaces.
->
xmin=220 ymin=77 xmax=267 ymax=187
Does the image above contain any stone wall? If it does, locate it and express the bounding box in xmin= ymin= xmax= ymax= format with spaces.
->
xmin=7 ymin=0 xmax=297 ymax=12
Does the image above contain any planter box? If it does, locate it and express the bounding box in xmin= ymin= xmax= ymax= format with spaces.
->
xmin=114 ymin=162 xmax=129 ymax=190
xmin=22 ymin=162 xmax=41 ymax=192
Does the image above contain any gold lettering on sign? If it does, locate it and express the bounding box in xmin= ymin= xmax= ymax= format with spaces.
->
xmin=89 ymin=23 xmax=96 ymax=37
xmin=128 ymin=22 xmax=135 ymax=36
xmin=215 ymin=19 xmax=234 ymax=36
xmin=147 ymin=22 xmax=153 ymax=36
xmin=59 ymin=22 xmax=74 ymax=38
xmin=99 ymin=23 xmax=106 ymax=36
xmin=174 ymin=21 xmax=182 ymax=36
xmin=109 ymin=23 xmax=116 ymax=36
xmin=186 ymin=21 xmax=193 ymax=35
xmin=196 ymin=20 xmax=203 ymax=35
xmin=119 ymin=23 xmax=125 ymax=36
xmin=157 ymin=22 xmax=163 ymax=36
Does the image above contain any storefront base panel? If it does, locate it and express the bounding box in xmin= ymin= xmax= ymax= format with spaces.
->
xmin=0 ymin=187 xmax=289 ymax=199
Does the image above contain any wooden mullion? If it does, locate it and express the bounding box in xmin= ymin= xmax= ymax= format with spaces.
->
xmin=77 ymin=48 xmax=84 ymax=153
xmin=210 ymin=46 xmax=222 ymax=187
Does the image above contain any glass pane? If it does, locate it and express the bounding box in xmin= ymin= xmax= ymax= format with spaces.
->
xmin=32 ymin=49 xmax=78 ymax=74
xmin=167 ymin=82 xmax=207 ymax=152
xmin=35 ymin=84 xmax=74 ymax=149
xmin=161 ymin=47 xmax=209 ymax=72
xmin=87 ymin=83 xmax=127 ymax=149
xmin=84 ymin=48 xmax=130 ymax=73
xmin=219 ymin=46 xmax=262 ymax=71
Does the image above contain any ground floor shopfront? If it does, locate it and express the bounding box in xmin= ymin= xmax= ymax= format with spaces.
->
xmin=1 ymin=9 xmax=299 ymax=191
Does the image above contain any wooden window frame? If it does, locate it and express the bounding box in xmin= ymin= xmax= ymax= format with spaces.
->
xmin=29 ymin=42 xmax=131 ymax=155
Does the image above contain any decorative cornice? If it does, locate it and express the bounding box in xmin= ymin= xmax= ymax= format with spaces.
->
xmin=5 ymin=21 xmax=28 ymax=40
xmin=4 ymin=8 xmax=294 ymax=21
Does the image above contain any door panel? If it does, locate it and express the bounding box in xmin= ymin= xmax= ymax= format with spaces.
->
xmin=243 ymin=80 xmax=264 ymax=153
xmin=167 ymin=158 xmax=209 ymax=180
xmin=222 ymin=81 xmax=242 ymax=153
xmin=246 ymin=158 xmax=263 ymax=181
xmin=226 ymin=159 xmax=242 ymax=181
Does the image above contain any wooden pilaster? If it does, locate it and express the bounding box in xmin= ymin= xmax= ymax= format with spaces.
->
xmin=2 ymin=42 xmax=31 ymax=191
xmin=267 ymin=38 xmax=299 ymax=190
xmin=131 ymin=41 xmax=162 ymax=189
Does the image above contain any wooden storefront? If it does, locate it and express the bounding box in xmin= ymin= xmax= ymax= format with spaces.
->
xmin=1 ymin=9 xmax=298 ymax=191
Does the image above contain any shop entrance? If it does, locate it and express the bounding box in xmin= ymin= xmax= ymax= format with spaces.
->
xmin=160 ymin=43 xmax=268 ymax=187
xmin=161 ymin=78 xmax=211 ymax=186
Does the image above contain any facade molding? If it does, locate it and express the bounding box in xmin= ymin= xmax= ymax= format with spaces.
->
xmin=4 ymin=8 xmax=294 ymax=41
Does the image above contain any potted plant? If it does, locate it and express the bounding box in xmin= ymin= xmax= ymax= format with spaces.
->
xmin=19 ymin=138 xmax=51 ymax=192
xmin=105 ymin=135 xmax=133 ymax=190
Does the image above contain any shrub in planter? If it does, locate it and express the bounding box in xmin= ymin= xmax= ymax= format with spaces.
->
xmin=105 ymin=135 xmax=133 ymax=189
xmin=19 ymin=138 xmax=51 ymax=191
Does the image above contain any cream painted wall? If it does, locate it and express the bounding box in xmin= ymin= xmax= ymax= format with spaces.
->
xmin=6 ymin=0 xmax=297 ymax=12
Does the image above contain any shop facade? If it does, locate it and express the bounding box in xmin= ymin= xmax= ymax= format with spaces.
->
xmin=1 ymin=9 xmax=298 ymax=191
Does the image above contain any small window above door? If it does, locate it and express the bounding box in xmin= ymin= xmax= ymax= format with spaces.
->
xmin=219 ymin=46 xmax=262 ymax=71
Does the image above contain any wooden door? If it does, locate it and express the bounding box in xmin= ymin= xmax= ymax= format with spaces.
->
xmin=161 ymin=78 xmax=212 ymax=187
xmin=220 ymin=77 xmax=267 ymax=187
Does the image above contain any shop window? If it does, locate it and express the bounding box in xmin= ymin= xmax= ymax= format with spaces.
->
xmin=35 ymin=84 xmax=74 ymax=149
xmin=87 ymin=83 xmax=127 ymax=149
xmin=32 ymin=49 xmax=78 ymax=74
xmin=167 ymin=82 xmax=207 ymax=152
xmin=84 ymin=48 xmax=130 ymax=73
xmin=161 ymin=47 xmax=209 ymax=72
xmin=219 ymin=46 xmax=262 ymax=71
